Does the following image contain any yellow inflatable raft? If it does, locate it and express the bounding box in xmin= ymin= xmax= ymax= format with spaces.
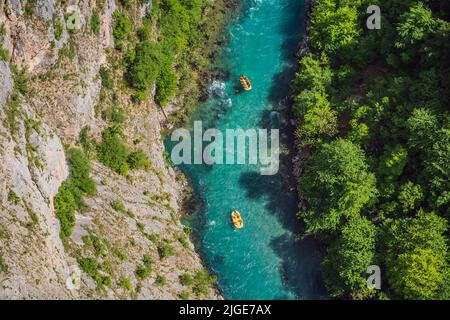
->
xmin=240 ymin=76 xmax=252 ymax=91
xmin=231 ymin=210 xmax=244 ymax=229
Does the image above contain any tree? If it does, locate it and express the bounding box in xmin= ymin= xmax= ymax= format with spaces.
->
xmin=291 ymin=53 xmax=332 ymax=92
xmin=323 ymin=216 xmax=377 ymax=299
xmin=396 ymin=3 xmax=437 ymax=49
xmin=126 ymin=41 xmax=162 ymax=93
xmin=407 ymin=110 xmax=450 ymax=212
xmin=385 ymin=211 xmax=449 ymax=299
xmin=310 ymin=1 xmax=360 ymax=54
xmin=394 ymin=3 xmax=447 ymax=64
xmin=299 ymin=139 xmax=377 ymax=232
xmin=407 ymin=108 xmax=438 ymax=150
xmin=155 ymin=58 xmax=178 ymax=106
xmin=391 ymin=247 xmax=446 ymax=300
xmin=292 ymin=54 xmax=336 ymax=146
xmin=397 ymin=181 xmax=423 ymax=214
xmin=294 ymin=99 xmax=337 ymax=147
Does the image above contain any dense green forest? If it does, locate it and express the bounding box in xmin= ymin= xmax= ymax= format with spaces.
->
xmin=292 ymin=0 xmax=449 ymax=299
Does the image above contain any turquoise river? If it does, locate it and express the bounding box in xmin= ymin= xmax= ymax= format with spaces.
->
xmin=168 ymin=0 xmax=325 ymax=299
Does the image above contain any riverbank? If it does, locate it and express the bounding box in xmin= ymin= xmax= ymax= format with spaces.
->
xmin=161 ymin=0 xmax=242 ymax=128
xmin=291 ymin=0 xmax=316 ymax=214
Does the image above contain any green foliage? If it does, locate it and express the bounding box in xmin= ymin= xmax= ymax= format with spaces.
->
xmin=378 ymin=145 xmax=408 ymax=179
xmin=122 ymin=0 xmax=207 ymax=105
xmin=385 ymin=211 xmax=448 ymax=299
xmin=77 ymin=256 xmax=110 ymax=289
xmin=395 ymin=3 xmax=440 ymax=63
xmin=5 ymin=94 xmax=20 ymax=135
xmin=126 ymin=41 xmax=162 ymax=95
xmin=179 ymin=270 xmax=215 ymax=297
xmin=143 ymin=254 xmax=153 ymax=269
xmin=101 ymin=106 xmax=126 ymax=124
xmin=310 ymin=1 xmax=360 ymax=54
xmin=135 ymin=265 xmax=150 ymax=280
xmin=111 ymin=200 xmax=125 ymax=212
xmin=118 ymin=277 xmax=132 ymax=290
xmin=157 ymin=242 xmax=175 ymax=259
xmin=300 ymin=139 xmax=377 ymax=232
xmin=78 ymin=257 xmax=100 ymax=277
xmin=118 ymin=0 xmax=132 ymax=9
xmin=135 ymin=254 xmax=153 ymax=280
xmin=398 ymin=182 xmax=423 ymax=214
xmin=155 ymin=60 xmax=178 ymax=106
xmin=7 ymin=190 xmax=20 ymax=204
xmin=323 ymin=216 xmax=377 ymax=299
xmin=99 ymin=66 xmax=113 ymax=90
xmin=24 ymin=0 xmax=36 ymax=19
xmin=292 ymin=0 xmax=450 ymax=299
xmin=155 ymin=275 xmax=166 ymax=286
xmin=54 ymin=148 xmax=95 ymax=241
xmin=53 ymin=17 xmax=63 ymax=41
xmin=292 ymin=53 xmax=332 ymax=92
xmin=407 ymin=108 xmax=438 ymax=150
xmin=12 ymin=66 xmax=28 ymax=95
xmin=59 ymin=38 xmax=77 ymax=60
xmin=127 ymin=149 xmax=151 ymax=170
xmin=180 ymin=274 xmax=194 ymax=286
xmin=292 ymin=54 xmax=336 ymax=146
xmin=78 ymin=126 xmax=96 ymax=157
xmin=112 ymin=11 xmax=132 ymax=50
xmin=0 ymin=45 xmax=9 ymax=61
xmin=55 ymin=182 xmax=77 ymax=240
xmin=91 ymin=11 xmax=101 ymax=36
xmin=98 ymin=126 xmax=129 ymax=175
xmin=66 ymin=148 xmax=96 ymax=197
xmin=192 ymin=269 xmax=217 ymax=297
xmin=83 ymin=233 xmax=108 ymax=257
xmin=112 ymin=247 xmax=127 ymax=261
xmin=293 ymin=93 xmax=337 ymax=147
xmin=0 ymin=251 xmax=8 ymax=273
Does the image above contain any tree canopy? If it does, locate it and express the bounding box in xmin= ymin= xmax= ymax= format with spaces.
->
xmin=292 ymin=0 xmax=450 ymax=299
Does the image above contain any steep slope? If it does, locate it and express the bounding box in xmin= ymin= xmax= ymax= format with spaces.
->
xmin=0 ymin=0 xmax=229 ymax=299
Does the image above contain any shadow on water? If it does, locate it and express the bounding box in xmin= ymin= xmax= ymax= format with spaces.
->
xmin=237 ymin=169 xmax=326 ymax=298
xmin=267 ymin=1 xmax=305 ymax=107
xmin=271 ymin=233 xmax=327 ymax=299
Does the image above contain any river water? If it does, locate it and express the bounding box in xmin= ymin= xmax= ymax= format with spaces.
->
xmin=169 ymin=0 xmax=325 ymax=299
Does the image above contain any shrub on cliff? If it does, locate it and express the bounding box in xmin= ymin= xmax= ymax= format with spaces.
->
xmin=112 ymin=11 xmax=132 ymax=50
xmin=54 ymin=148 xmax=96 ymax=241
xmin=126 ymin=41 xmax=162 ymax=98
xmin=155 ymin=59 xmax=178 ymax=107
xmin=98 ymin=126 xmax=129 ymax=176
xmin=127 ymin=149 xmax=151 ymax=170
xmin=55 ymin=183 xmax=77 ymax=240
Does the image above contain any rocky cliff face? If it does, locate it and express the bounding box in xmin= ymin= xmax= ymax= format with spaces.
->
xmin=0 ymin=0 xmax=219 ymax=299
